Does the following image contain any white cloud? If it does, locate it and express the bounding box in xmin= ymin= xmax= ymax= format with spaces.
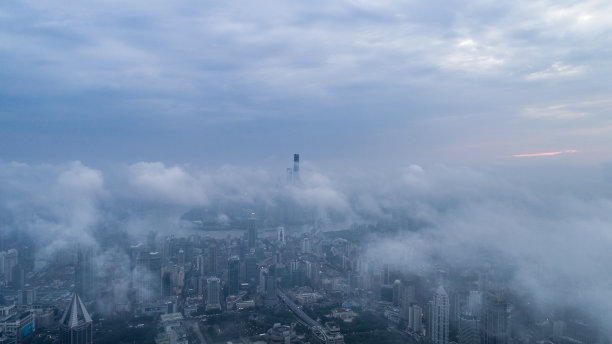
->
xmin=523 ymin=104 xmax=588 ymax=119
xmin=526 ymin=62 xmax=584 ymax=80
xmin=127 ymin=162 xmax=209 ymax=205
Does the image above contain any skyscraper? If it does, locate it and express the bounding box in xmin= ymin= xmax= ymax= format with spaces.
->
xmin=458 ymin=314 xmax=480 ymax=344
xmin=208 ymin=243 xmax=217 ymax=274
xmin=148 ymin=251 xmax=162 ymax=300
xmin=301 ymin=236 xmax=311 ymax=254
xmin=430 ymin=285 xmax=449 ymax=344
xmin=293 ymin=154 xmax=300 ymax=183
xmin=133 ymin=251 xmax=162 ymax=302
xmin=206 ymin=277 xmax=221 ymax=311
xmin=244 ymin=254 xmax=259 ymax=285
xmin=392 ymin=279 xmax=401 ymax=306
xmin=277 ymin=227 xmax=286 ymax=246
xmin=59 ymin=293 xmax=93 ymax=344
xmin=247 ymin=215 xmax=257 ymax=249
xmin=409 ymin=304 xmax=423 ymax=332
xmin=227 ymin=256 xmax=240 ymax=295
xmin=483 ymin=291 xmax=508 ymax=344
xmin=263 ymin=265 xmax=278 ymax=306
xmin=75 ymin=247 xmax=94 ymax=301
xmin=4 ymin=249 xmax=17 ymax=284
xmin=196 ymin=254 xmax=205 ymax=275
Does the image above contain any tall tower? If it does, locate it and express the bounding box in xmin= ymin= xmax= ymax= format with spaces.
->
xmin=247 ymin=214 xmax=257 ymax=249
xmin=292 ymin=154 xmax=300 ymax=183
xmin=227 ymin=256 xmax=240 ymax=295
xmin=59 ymin=293 xmax=93 ymax=344
xmin=277 ymin=227 xmax=286 ymax=246
xmin=430 ymin=285 xmax=449 ymax=344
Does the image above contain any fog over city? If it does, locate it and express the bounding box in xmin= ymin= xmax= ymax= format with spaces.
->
xmin=1 ymin=159 xmax=612 ymax=334
xmin=2 ymin=0 xmax=612 ymax=343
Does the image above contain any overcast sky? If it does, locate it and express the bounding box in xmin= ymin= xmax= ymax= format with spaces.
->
xmin=1 ymin=0 xmax=612 ymax=167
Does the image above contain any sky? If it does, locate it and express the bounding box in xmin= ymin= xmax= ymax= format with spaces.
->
xmin=1 ymin=0 xmax=612 ymax=167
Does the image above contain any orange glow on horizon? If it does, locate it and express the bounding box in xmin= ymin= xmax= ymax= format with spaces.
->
xmin=512 ymin=149 xmax=579 ymax=158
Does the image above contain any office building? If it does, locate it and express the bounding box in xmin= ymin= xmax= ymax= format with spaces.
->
xmin=293 ymin=154 xmax=300 ymax=183
xmin=458 ymin=314 xmax=480 ymax=344
xmin=206 ymin=277 xmax=221 ymax=311
xmin=483 ymin=291 xmax=508 ymax=344
xmin=430 ymin=285 xmax=449 ymax=344
xmin=247 ymin=215 xmax=257 ymax=249
xmin=208 ymin=244 xmax=217 ymax=274
xmin=227 ymin=256 xmax=240 ymax=295
xmin=75 ymin=247 xmax=94 ymax=301
xmin=277 ymin=227 xmax=286 ymax=246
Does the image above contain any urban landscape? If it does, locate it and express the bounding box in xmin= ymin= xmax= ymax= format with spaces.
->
xmin=0 ymin=155 xmax=607 ymax=344
xmin=2 ymin=0 xmax=612 ymax=343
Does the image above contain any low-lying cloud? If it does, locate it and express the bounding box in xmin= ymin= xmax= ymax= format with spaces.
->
xmin=1 ymin=159 xmax=611 ymax=334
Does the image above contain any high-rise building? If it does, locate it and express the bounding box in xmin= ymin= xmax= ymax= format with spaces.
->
xmin=196 ymin=254 xmax=205 ymax=275
xmin=263 ymin=266 xmax=277 ymax=306
xmin=293 ymin=154 xmax=300 ymax=183
xmin=227 ymin=256 xmax=240 ymax=295
xmin=401 ymin=283 xmax=416 ymax=320
xmin=147 ymin=231 xmax=157 ymax=252
xmin=208 ymin=243 xmax=218 ymax=274
xmin=59 ymin=293 xmax=93 ymax=344
xmin=483 ymin=291 xmax=508 ymax=344
xmin=382 ymin=264 xmax=391 ymax=285
xmin=4 ymin=249 xmax=17 ymax=283
xmin=430 ymin=285 xmax=449 ymax=344
xmin=0 ymin=252 xmax=5 ymax=275
xmin=458 ymin=314 xmax=480 ymax=344
xmin=392 ymin=280 xmax=401 ymax=306
xmin=277 ymin=227 xmax=286 ymax=246
xmin=409 ymin=304 xmax=423 ymax=332
xmin=244 ymin=255 xmax=258 ymax=285
xmin=206 ymin=277 xmax=221 ymax=311
xmin=247 ymin=215 xmax=257 ymax=248
xmin=148 ymin=252 xmax=162 ymax=299
xmin=75 ymin=247 xmax=94 ymax=301
xmin=467 ymin=290 xmax=482 ymax=317
xmin=133 ymin=251 xmax=162 ymax=302
xmin=301 ymin=237 xmax=311 ymax=254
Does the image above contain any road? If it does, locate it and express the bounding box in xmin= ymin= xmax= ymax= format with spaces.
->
xmin=276 ymin=290 xmax=319 ymax=328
